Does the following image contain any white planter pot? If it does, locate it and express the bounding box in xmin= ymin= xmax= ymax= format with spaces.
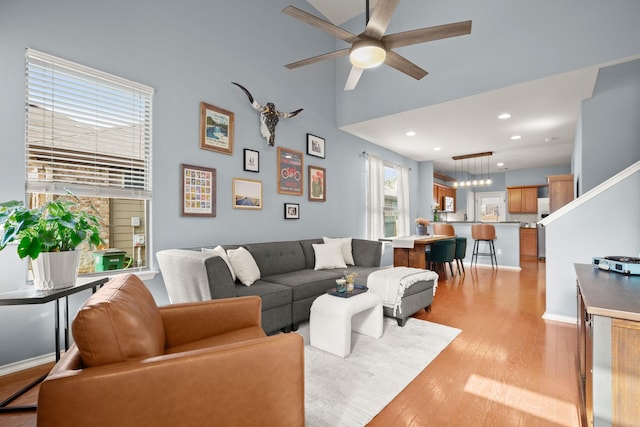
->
xmin=31 ymin=251 xmax=81 ymax=290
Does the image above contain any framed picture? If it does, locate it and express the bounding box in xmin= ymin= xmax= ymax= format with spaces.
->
xmin=233 ymin=178 xmax=262 ymax=210
xmin=284 ymin=203 xmax=300 ymax=219
xmin=243 ymin=149 xmax=259 ymax=172
xmin=308 ymin=165 xmax=326 ymax=202
xmin=200 ymin=101 xmax=234 ymax=155
xmin=181 ymin=164 xmax=216 ymax=217
xmin=277 ymin=146 xmax=304 ymax=195
xmin=307 ymin=133 xmax=325 ymax=159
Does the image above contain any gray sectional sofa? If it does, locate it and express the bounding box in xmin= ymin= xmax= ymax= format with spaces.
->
xmin=157 ymin=237 xmax=436 ymax=334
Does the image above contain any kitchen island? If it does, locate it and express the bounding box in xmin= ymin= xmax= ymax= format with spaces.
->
xmin=432 ymin=221 xmax=522 ymax=269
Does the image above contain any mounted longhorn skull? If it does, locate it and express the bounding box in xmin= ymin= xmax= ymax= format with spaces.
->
xmin=232 ymin=82 xmax=303 ymax=146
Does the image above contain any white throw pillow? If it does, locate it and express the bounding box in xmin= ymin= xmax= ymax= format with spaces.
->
xmin=313 ymin=242 xmax=347 ymax=270
xmin=202 ymin=246 xmax=236 ymax=282
xmin=323 ymin=237 xmax=355 ymax=265
xmin=227 ymin=247 xmax=261 ymax=286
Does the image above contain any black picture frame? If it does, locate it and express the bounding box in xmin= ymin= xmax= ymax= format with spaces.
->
xmin=243 ymin=149 xmax=259 ymax=172
xmin=307 ymin=133 xmax=325 ymax=159
xmin=284 ymin=203 xmax=300 ymax=219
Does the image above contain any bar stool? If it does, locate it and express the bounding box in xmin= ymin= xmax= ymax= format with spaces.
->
xmin=471 ymin=224 xmax=497 ymax=268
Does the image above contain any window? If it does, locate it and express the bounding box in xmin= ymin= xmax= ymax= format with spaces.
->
xmin=367 ymin=155 xmax=409 ymax=240
xmin=383 ymin=166 xmax=399 ymax=237
xmin=25 ymin=49 xmax=154 ymax=274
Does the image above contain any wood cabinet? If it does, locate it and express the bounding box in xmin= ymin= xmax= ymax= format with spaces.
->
xmin=548 ymin=174 xmax=574 ymax=213
xmin=519 ymin=228 xmax=537 ymax=257
xmin=575 ymin=264 xmax=640 ymax=427
xmin=433 ymin=183 xmax=456 ymax=212
xmin=507 ymin=186 xmax=538 ymax=213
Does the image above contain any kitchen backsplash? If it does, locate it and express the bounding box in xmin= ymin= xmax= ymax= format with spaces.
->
xmin=509 ymin=213 xmax=538 ymax=224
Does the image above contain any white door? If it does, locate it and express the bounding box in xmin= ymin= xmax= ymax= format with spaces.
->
xmin=475 ymin=191 xmax=506 ymax=222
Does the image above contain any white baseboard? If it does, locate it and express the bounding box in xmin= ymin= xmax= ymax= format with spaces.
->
xmin=542 ymin=312 xmax=576 ymax=324
xmin=0 ymin=353 xmax=55 ymax=377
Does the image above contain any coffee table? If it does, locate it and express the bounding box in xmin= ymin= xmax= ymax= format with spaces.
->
xmin=309 ymin=291 xmax=383 ymax=358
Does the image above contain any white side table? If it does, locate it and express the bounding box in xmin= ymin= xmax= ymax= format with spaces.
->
xmin=309 ymin=291 xmax=383 ymax=357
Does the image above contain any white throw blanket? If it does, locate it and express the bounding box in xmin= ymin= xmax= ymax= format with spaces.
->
xmin=367 ymin=267 xmax=439 ymax=316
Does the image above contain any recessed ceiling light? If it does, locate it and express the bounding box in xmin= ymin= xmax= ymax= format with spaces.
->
xmin=498 ymin=113 xmax=511 ymax=119
xmin=497 ymin=162 xmax=504 ymax=167
xmin=433 ymin=147 xmax=441 ymax=151
xmin=510 ymin=135 xmax=521 ymax=140
xmin=406 ymin=131 xmax=416 ymax=136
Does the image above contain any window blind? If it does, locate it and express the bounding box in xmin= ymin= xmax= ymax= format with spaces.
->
xmin=25 ymin=49 xmax=154 ymax=199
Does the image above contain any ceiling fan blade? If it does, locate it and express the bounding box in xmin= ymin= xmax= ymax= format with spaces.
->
xmin=363 ymin=0 xmax=400 ymax=40
xmin=384 ymin=50 xmax=428 ymax=80
xmin=383 ymin=20 xmax=472 ymax=49
xmin=282 ymin=6 xmax=359 ymax=44
xmin=285 ymin=48 xmax=350 ymax=69
xmin=344 ymin=66 xmax=365 ymax=91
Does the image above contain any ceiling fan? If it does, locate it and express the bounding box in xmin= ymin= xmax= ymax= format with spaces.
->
xmin=283 ymin=0 xmax=472 ymax=91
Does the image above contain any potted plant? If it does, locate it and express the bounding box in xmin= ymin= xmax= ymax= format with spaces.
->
xmin=0 ymin=194 xmax=102 ymax=290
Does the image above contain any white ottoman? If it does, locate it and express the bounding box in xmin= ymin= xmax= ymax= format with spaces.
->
xmin=309 ymin=292 xmax=383 ymax=358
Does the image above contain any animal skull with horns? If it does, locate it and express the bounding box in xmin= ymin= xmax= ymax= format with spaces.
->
xmin=232 ymin=82 xmax=303 ymax=146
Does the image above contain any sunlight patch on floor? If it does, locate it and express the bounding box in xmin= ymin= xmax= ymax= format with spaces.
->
xmin=463 ymin=374 xmax=579 ymax=426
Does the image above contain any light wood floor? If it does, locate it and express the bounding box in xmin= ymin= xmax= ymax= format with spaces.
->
xmin=0 ymin=258 xmax=581 ymax=426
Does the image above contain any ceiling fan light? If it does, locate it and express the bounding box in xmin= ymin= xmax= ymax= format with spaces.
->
xmin=350 ymin=40 xmax=386 ymax=69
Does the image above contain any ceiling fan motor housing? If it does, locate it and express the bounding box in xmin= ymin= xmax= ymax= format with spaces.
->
xmin=349 ymin=38 xmax=387 ymax=69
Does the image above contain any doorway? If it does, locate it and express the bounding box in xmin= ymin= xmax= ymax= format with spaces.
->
xmin=475 ymin=191 xmax=506 ymax=222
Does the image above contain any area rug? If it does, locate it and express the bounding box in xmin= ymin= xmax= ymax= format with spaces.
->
xmin=297 ymin=317 xmax=461 ymax=427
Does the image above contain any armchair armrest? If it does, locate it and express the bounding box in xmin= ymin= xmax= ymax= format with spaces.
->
xmin=160 ymin=296 xmax=262 ymax=348
xmin=37 ymin=333 xmax=304 ymax=427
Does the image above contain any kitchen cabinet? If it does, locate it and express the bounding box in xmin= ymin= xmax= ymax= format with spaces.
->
xmin=548 ymin=174 xmax=574 ymax=213
xmin=507 ymin=186 xmax=538 ymax=213
xmin=433 ymin=183 xmax=456 ymax=212
xmin=575 ymin=264 xmax=640 ymax=427
xmin=519 ymin=227 xmax=537 ymax=257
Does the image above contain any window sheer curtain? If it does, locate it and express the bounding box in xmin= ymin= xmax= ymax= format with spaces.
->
xmin=366 ymin=155 xmax=410 ymax=240
xmin=396 ymin=165 xmax=410 ymax=236
xmin=366 ymin=156 xmax=385 ymax=240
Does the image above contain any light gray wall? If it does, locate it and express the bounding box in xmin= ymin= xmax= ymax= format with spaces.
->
xmin=581 ymin=59 xmax=640 ymax=193
xmin=0 ymin=0 xmax=422 ymax=366
xmin=505 ymin=166 xmax=571 ymax=188
xmin=544 ymin=171 xmax=640 ymax=320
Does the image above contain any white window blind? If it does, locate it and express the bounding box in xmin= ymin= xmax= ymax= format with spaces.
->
xmin=25 ymin=49 xmax=154 ymax=199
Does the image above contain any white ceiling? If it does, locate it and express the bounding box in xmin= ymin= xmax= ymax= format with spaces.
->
xmin=302 ymin=0 xmax=605 ymax=176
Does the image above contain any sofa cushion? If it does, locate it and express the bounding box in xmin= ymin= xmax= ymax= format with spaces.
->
xmin=323 ymin=237 xmax=355 ymax=265
xmin=244 ymin=241 xmax=306 ymax=277
xmin=228 ymin=247 xmax=261 ymax=286
xmin=263 ymin=269 xmax=343 ymax=301
xmin=313 ymin=242 xmax=347 ymax=270
xmin=72 ymin=274 xmax=165 ymax=368
xmin=234 ymin=280 xmax=292 ymax=310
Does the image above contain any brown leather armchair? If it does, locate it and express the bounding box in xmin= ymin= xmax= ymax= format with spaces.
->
xmin=37 ymin=274 xmax=304 ymax=427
